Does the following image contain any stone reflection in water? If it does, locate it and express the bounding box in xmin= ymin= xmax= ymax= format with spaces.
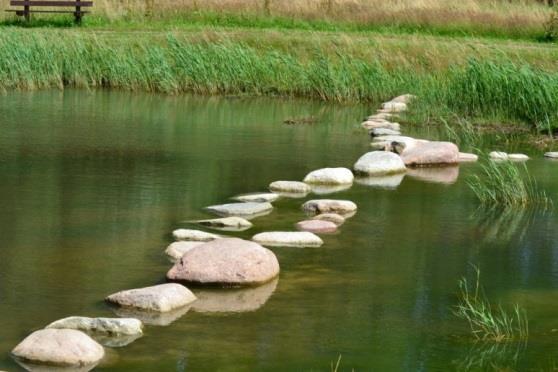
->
xmin=355 ymin=173 xmax=405 ymax=189
xmin=111 ymin=305 xmax=192 ymax=327
xmin=309 ymin=184 xmax=353 ymax=195
xmin=191 ymin=278 xmax=278 ymax=314
xmin=407 ymin=166 xmax=459 ymax=185
xmin=14 ymin=360 xmax=98 ymax=372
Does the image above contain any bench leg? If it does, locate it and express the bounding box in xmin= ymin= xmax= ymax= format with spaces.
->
xmin=24 ymin=5 xmax=30 ymax=21
xmin=75 ymin=2 xmax=82 ymax=24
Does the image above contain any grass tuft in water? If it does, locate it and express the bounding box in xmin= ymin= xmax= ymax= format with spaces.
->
xmin=467 ymin=159 xmax=551 ymax=208
xmin=455 ymin=267 xmax=528 ymax=343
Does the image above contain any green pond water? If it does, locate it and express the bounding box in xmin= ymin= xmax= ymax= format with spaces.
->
xmin=1 ymin=90 xmax=558 ymax=371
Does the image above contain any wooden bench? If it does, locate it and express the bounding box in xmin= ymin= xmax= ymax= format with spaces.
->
xmin=6 ymin=1 xmax=93 ymax=23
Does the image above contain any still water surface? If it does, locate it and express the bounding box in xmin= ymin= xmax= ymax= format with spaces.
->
xmin=0 ymin=90 xmax=557 ymax=371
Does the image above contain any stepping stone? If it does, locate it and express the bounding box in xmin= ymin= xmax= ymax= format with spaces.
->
xmin=458 ymin=152 xmax=478 ymax=162
xmin=398 ymin=141 xmax=459 ymax=166
xmin=172 ymin=229 xmax=220 ymax=242
xmin=390 ymin=94 xmax=416 ymax=104
xmin=312 ymin=213 xmax=345 ymax=226
xmin=167 ymin=238 xmax=279 ymax=286
xmin=231 ymin=193 xmax=279 ymax=203
xmin=508 ymin=153 xmax=529 ymax=161
xmin=544 ymin=152 xmax=558 ymax=158
xmin=303 ymin=167 xmax=354 ymax=185
xmin=269 ymin=180 xmax=311 ymax=194
xmin=296 ymin=220 xmax=337 ymax=234
xmin=12 ymin=329 xmax=104 ymax=368
xmin=193 ymin=217 xmax=253 ymax=231
xmin=302 ymin=199 xmax=357 ymax=216
xmin=354 ymin=151 xmax=406 ymax=176
xmin=381 ymin=101 xmax=407 ymax=112
xmin=369 ymin=127 xmax=401 ymax=137
xmin=205 ymin=202 xmax=273 ymax=218
xmin=252 ymin=231 xmax=323 ymax=247
xmin=165 ymin=241 xmax=206 ymax=262
xmin=489 ymin=151 xmax=509 ymax=160
xmin=367 ymin=113 xmax=393 ymax=121
xmin=361 ymin=120 xmax=400 ymax=131
xmin=46 ymin=317 xmax=143 ymax=348
xmin=106 ymin=283 xmax=197 ymax=312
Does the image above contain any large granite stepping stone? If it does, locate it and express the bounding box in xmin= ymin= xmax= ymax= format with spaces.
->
xmin=167 ymin=238 xmax=279 ymax=286
xmin=354 ymin=151 xmax=406 ymax=176
xmin=205 ymin=202 xmax=273 ymax=218
xmin=269 ymin=181 xmax=311 ymax=194
xmin=303 ymin=167 xmax=354 ymax=185
xmin=232 ymin=193 xmax=279 ymax=203
xmin=165 ymin=241 xmax=206 ymax=262
xmin=252 ymin=231 xmax=324 ymax=247
xmin=302 ymin=199 xmax=357 ymax=216
xmin=106 ymin=283 xmax=196 ymax=312
xmin=11 ymin=329 xmax=104 ymax=368
xmin=296 ymin=220 xmax=337 ymax=234
xmin=172 ymin=229 xmax=220 ymax=242
xmin=398 ymin=141 xmax=459 ymax=166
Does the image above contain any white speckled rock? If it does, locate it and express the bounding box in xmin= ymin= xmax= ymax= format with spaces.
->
xmin=361 ymin=120 xmax=400 ymax=131
xmin=544 ymin=152 xmax=558 ymax=159
xmin=172 ymin=229 xmax=220 ymax=242
xmin=398 ymin=141 xmax=459 ymax=166
xmin=165 ymin=241 xmax=206 ymax=261
xmin=167 ymin=238 xmax=279 ymax=286
xmin=252 ymin=231 xmax=323 ymax=247
xmin=205 ymin=202 xmax=273 ymax=217
xmin=508 ymin=153 xmax=529 ymax=161
xmin=390 ymin=94 xmax=416 ymax=104
xmin=302 ymin=199 xmax=357 ymax=215
xmin=354 ymin=151 xmax=406 ymax=176
xmin=312 ymin=213 xmax=345 ymax=226
xmin=458 ymin=152 xmax=479 ymax=162
xmin=11 ymin=329 xmax=104 ymax=368
xmin=369 ymin=127 xmax=401 ymax=137
xmin=232 ymin=193 xmax=279 ymax=203
xmin=489 ymin=151 xmax=509 ymax=160
xmin=296 ymin=220 xmax=338 ymax=234
xmin=381 ymin=101 xmax=407 ymax=112
xmin=303 ymin=167 xmax=354 ymax=185
xmin=269 ymin=181 xmax=311 ymax=194
xmin=193 ymin=216 xmax=253 ymax=231
xmin=46 ymin=317 xmax=143 ymax=336
xmin=106 ymin=283 xmax=196 ymax=312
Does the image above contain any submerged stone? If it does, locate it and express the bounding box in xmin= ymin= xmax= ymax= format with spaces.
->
xmin=172 ymin=229 xmax=220 ymax=242
xmin=296 ymin=220 xmax=338 ymax=234
xmin=193 ymin=217 xmax=253 ymax=231
xmin=106 ymin=283 xmax=197 ymax=312
xmin=231 ymin=193 xmax=279 ymax=203
xmin=11 ymin=329 xmax=104 ymax=368
xmin=269 ymin=180 xmax=311 ymax=194
xmin=303 ymin=167 xmax=354 ymax=185
xmin=252 ymin=231 xmax=324 ymax=247
xmin=302 ymin=199 xmax=357 ymax=216
xmin=165 ymin=241 xmax=206 ymax=262
xmin=111 ymin=305 xmax=191 ymax=327
xmin=312 ymin=213 xmax=345 ymax=226
xmin=353 ymin=151 xmax=406 ymax=176
xmin=167 ymin=238 xmax=279 ymax=286
xmin=205 ymin=202 xmax=273 ymax=217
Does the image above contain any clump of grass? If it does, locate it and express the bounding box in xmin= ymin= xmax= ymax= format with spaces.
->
xmin=467 ymin=159 xmax=551 ymax=208
xmin=455 ymin=267 xmax=528 ymax=342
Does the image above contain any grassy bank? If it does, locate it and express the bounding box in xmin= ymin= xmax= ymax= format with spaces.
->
xmin=1 ymin=0 xmax=553 ymax=42
xmin=2 ymin=29 xmax=558 ymax=130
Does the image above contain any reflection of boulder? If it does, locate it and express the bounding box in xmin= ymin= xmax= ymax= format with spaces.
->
xmin=14 ymin=360 xmax=98 ymax=372
xmin=111 ymin=305 xmax=191 ymax=327
xmin=355 ymin=173 xmax=405 ymax=189
xmin=309 ymin=184 xmax=352 ymax=195
xmin=407 ymin=166 xmax=459 ymax=185
xmin=192 ymin=279 xmax=278 ymax=313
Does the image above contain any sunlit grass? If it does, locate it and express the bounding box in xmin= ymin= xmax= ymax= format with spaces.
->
xmin=468 ymin=159 xmax=552 ymax=208
xmin=455 ymin=267 xmax=528 ymax=343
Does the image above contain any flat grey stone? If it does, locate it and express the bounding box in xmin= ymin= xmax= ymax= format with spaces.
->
xmin=172 ymin=229 xmax=220 ymax=242
xmin=303 ymin=167 xmax=354 ymax=185
xmin=252 ymin=231 xmax=324 ymax=247
xmin=106 ymin=283 xmax=197 ymax=312
xmin=205 ymin=202 xmax=273 ymax=217
xmin=231 ymin=193 xmax=279 ymax=203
